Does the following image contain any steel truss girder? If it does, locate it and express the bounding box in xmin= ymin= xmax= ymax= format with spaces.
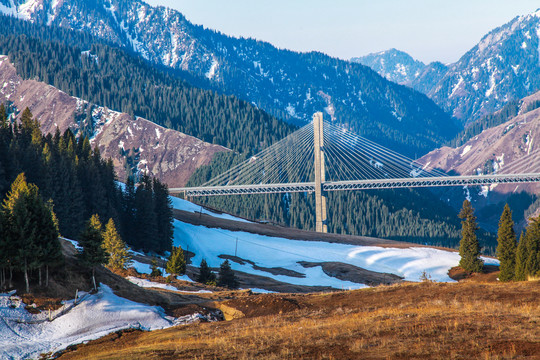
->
xmin=170 ymin=173 xmax=540 ymax=197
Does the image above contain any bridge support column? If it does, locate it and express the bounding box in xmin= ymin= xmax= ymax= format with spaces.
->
xmin=313 ymin=112 xmax=328 ymax=233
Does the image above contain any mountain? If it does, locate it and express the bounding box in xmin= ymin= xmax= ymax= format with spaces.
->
xmin=0 ymin=55 xmax=227 ymax=187
xmin=420 ymin=90 xmax=540 ymax=181
xmin=351 ymin=48 xmax=427 ymax=85
xmin=357 ymin=9 xmax=540 ymax=125
xmin=425 ymin=10 xmax=540 ymax=123
xmin=418 ymin=90 xmax=540 ymax=230
xmin=0 ymin=0 xmax=460 ymax=157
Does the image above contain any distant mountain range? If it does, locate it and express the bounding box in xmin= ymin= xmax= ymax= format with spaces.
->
xmin=351 ymin=49 xmax=429 ymax=85
xmin=353 ymin=9 xmax=540 ymax=125
xmin=0 ymin=0 xmax=459 ymax=157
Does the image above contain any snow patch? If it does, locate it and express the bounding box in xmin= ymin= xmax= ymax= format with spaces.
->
xmin=285 ymin=104 xmax=297 ymax=118
xmin=127 ymin=276 xmax=178 ymax=291
xmin=479 ymin=185 xmax=489 ymax=198
xmin=494 ymin=154 xmax=505 ymax=172
xmin=450 ymin=76 xmax=464 ymax=97
xmin=205 ymin=59 xmax=218 ymax=79
xmin=460 ymin=145 xmax=472 ymax=157
xmin=0 ymin=285 xmax=184 ymax=359
xmin=172 ymin=216 xmax=499 ymax=290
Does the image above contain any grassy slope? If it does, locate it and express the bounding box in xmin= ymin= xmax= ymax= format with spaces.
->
xmin=56 ymin=280 xmax=540 ymax=359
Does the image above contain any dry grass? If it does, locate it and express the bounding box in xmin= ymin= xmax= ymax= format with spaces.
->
xmin=56 ymin=281 xmax=540 ymax=360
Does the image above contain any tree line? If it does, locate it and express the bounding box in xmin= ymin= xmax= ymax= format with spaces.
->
xmin=457 ymin=200 xmax=540 ymax=280
xmin=0 ymin=106 xmax=173 ymax=253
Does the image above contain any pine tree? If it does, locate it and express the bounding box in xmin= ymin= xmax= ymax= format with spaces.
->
xmin=150 ymin=257 xmax=162 ymax=277
xmin=496 ymin=204 xmax=517 ymax=281
xmin=79 ymin=214 xmax=108 ymax=290
xmin=0 ymin=103 xmax=7 ymax=128
xmin=2 ymin=173 xmax=42 ymax=293
xmin=133 ymin=174 xmax=158 ymax=252
xmin=524 ymin=216 xmax=540 ymax=278
xmin=166 ymin=246 xmax=186 ymax=278
xmin=197 ymin=259 xmax=216 ymax=285
xmin=458 ymin=200 xmax=483 ymax=273
xmin=218 ymin=260 xmax=238 ymax=289
xmin=102 ymin=218 xmax=131 ymax=271
xmin=2 ymin=173 xmax=61 ymax=293
xmin=40 ymin=199 xmax=62 ymax=287
xmin=515 ymin=232 xmax=528 ymax=281
xmin=152 ymin=178 xmax=173 ymax=253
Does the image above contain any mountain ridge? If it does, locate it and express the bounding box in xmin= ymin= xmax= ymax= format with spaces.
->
xmin=0 ymin=0 xmax=460 ymax=157
xmin=356 ymin=8 xmax=540 ymax=125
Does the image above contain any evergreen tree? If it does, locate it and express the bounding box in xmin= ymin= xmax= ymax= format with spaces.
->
xmin=496 ymin=204 xmax=517 ymax=281
xmin=218 ymin=260 xmax=238 ymax=289
xmin=2 ymin=173 xmax=39 ymax=293
xmin=1 ymin=173 xmax=61 ymax=293
xmin=121 ymin=176 xmax=136 ymax=247
xmin=165 ymin=246 xmax=186 ymax=278
xmin=152 ymin=178 xmax=173 ymax=253
xmin=0 ymin=208 xmax=6 ymax=289
xmin=515 ymin=232 xmax=528 ymax=281
xmin=524 ymin=216 xmax=540 ymax=278
xmin=133 ymin=174 xmax=158 ymax=252
xmin=102 ymin=218 xmax=131 ymax=271
xmin=458 ymin=200 xmax=484 ymax=273
xmin=197 ymin=259 xmax=216 ymax=285
xmin=41 ymin=199 xmax=62 ymax=287
xmin=0 ymin=103 xmax=7 ymax=128
xmin=150 ymin=257 xmax=162 ymax=277
xmin=78 ymin=214 xmax=108 ymax=290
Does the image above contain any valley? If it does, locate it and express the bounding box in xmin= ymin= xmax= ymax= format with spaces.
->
xmin=0 ymin=1 xmax=539 ymax=359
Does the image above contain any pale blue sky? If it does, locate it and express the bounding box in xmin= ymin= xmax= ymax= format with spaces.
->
xmin=145 ymin=0 xmax=539 ymax=64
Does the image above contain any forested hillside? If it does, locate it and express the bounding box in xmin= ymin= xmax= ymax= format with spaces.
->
xmin=0 ymin=15 xmax=294 ymax=155
xmin=0 ymin=105 xmax=172 ymax=254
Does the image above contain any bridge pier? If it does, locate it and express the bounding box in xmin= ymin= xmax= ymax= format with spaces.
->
xmin=313 ymin=112 xmax=328 ymax=233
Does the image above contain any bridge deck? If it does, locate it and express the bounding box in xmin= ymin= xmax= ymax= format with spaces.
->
xmin=170 ymin=173 xmax=540 ymax=196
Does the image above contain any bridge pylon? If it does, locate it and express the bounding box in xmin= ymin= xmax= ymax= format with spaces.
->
xmin=313 ymin=112 xmax=328 ymax=233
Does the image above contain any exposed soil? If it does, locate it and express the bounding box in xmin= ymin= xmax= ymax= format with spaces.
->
xmin=54 ymin=281 xmax=540 ymax=360
xmin=231 ymin=269 xmax=336 ymax=293
xmin=299 ymin=261 xmax=403 ymax=286
xmin=219 ymin=254 xmax=305 ymax=278
xmin=448 ymin=265 xmax=500 ymax=282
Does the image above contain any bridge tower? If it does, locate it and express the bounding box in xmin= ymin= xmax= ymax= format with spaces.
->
xmin=313 ymin=112 xmax=328 ymax=233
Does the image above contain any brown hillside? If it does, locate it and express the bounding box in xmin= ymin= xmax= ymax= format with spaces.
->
xmin=55 ymin=281 xmax=540 ymax=360
xmin=0 ymin=55 xmax=228 ymax=186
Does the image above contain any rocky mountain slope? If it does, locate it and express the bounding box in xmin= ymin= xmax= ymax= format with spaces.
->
xmin=0 ymin=55 xmax=227 ymax=186
xmin=419 ymin=90 xmax=540 ymax=198
xmin=0 ymin=0 xmax=460 ymax=156
xmin=356 ymin=9 xmax=540 ymax=124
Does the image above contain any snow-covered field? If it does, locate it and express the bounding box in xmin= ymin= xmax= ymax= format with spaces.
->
xmin=172 ymin=218 xmax=499 ymax=290
xmin=0 ymin=285 xmax=200 ymax=360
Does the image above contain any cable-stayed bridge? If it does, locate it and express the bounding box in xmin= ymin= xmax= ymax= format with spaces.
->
xmin=170 ymin=113 xmax=540 ymax=232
